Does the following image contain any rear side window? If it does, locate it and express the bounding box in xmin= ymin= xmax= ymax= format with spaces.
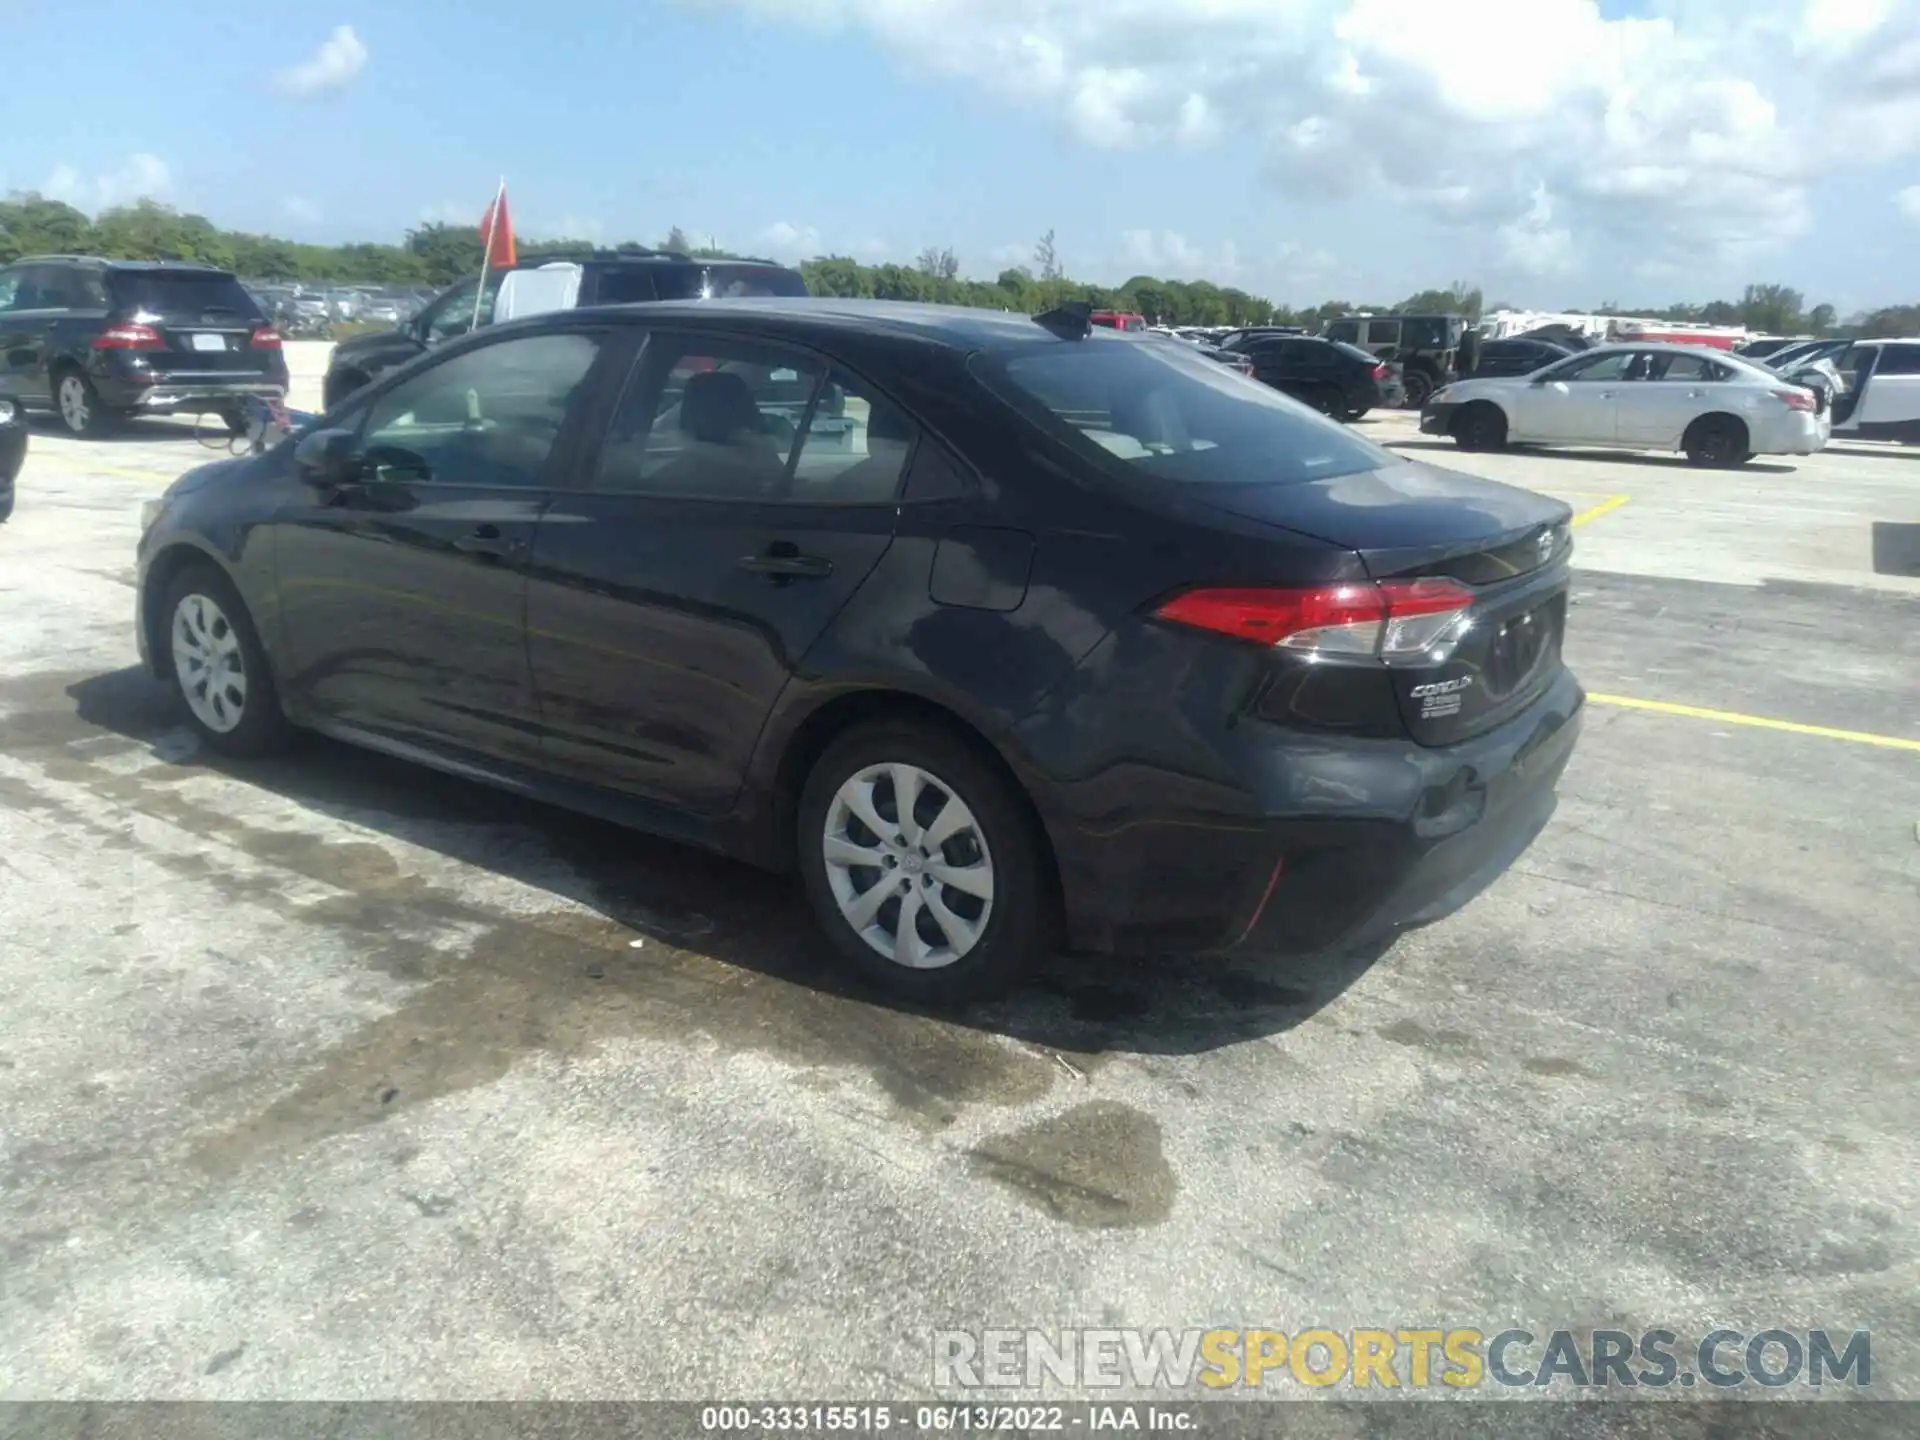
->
xmin=110 ymin=270 xmax=263 ymax=321
xmin=1325 ymin=319 xmax=1361 ymax=344
xmin=648 ymin=266 xmax=809 ymax=302
xmin=1877 ymin=344 xmax=1920 ymax=376
xmin=982 ymin=336 xmax=1392 ymax=487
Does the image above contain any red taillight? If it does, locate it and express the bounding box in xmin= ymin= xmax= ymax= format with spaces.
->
xmin=250 ymin=326 xmax=284 ymax=349
xmin=1153 ymin=579 xmax=1475 ymax=662
xmin=93 ymin=323 xmax=163 ymax=351
xmin=1372 ymin=362 xmax=1390 ymax=379
xmin=1772 ymin=388 xmax=1814 ymax=412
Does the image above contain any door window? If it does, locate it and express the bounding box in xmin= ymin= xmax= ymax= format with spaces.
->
xmin=1876 ymin=343 xmax=1920 ymax=376
xmin=596 ymin=336 xmax=919 ymax=503
xmin=359 ymin=330 xmax=604 ymax=488
xmin=0 ymin=269 xmax=19 ymax=312
xmin=1548 ymin=350 xmax=1636 ymax=383
xmin=1649 ymin=352 xmax=1720 ymax=381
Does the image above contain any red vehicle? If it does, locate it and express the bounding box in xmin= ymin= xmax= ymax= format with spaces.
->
xmin=1091 ymin=310 xmax=1147 ymax=332
xmin=1608 ymin=320 xmax=1746 ymax=351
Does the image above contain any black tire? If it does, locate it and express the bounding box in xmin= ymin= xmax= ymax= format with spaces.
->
xmin=1401 ymin=369 xmax=1435 ymax=408
xmin=797 ymin=719 xmax=1049 ymax=1004
xmin=53 ymin=368 xmax=114 ymax=438
xmin=160 ymin=562 xmax=294 ymax=758
xmin=1684 ymin=415 xmax=1750 ymax=468
xmin=1344 ymin=405 xmax=1371 ymax=422
xmin=0 ymin=487 xmax=12 ymax=524
xmin=1451 ymin=402 xmax=1508 ymax=452
xmin=1304 ymin=386 xmax=1340 ymax=418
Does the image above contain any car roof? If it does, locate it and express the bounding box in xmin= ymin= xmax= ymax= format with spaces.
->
xmin=568 ymin=296 xmax=1095 ymax=352
xmin=521 ymin=249 xmax=790 ymax=270
xmin=15 ymin=254 xmax=229 ymax=273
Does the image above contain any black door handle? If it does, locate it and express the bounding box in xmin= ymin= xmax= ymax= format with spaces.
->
xmin=454 ymin=524 xmax=520 ymax=558
xmin=737 ymin=549 xmax=832 ymax=579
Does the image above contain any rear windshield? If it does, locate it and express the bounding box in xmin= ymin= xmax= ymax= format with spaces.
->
xmin=981 ymin=335 xmax=1392 ymax=487
xmin=110 ymin=271 xmax=263 ymax=320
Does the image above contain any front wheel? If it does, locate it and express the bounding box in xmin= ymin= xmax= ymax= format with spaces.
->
xmin=163 ymin=564 xmax=293 ymax=758
xmin=1452 ymin=402 xmax=1508 ymax=452
xmin=798 ymin=721 xmax=1049 ymax=1004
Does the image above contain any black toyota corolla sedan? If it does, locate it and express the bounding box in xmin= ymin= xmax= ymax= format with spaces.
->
xmin=135 ymin=298 xmax=1583 ymax=1001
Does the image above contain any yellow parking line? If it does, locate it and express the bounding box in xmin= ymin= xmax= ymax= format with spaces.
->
xmin=1570 ymin=494 xmax=1631 ymax=527
xmin=1588 ymin=694 xmax=1920 ymax=752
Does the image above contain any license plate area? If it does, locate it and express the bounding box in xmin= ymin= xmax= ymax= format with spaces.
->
xmin=190 ymin=334 xmax=227 ymax=353
xmin=1483 ymin=595 xmax=1564 ymax=699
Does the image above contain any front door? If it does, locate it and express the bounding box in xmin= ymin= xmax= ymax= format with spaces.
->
xmin=525 ymin=329 xmax=912 ymax=813
xmin=1513 ymin=349 xmax=1636 ymax=444
xmin=272 ymin=326 xmax=614 ymax=764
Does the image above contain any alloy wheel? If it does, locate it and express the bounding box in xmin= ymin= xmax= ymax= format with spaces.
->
xmin=170 ymin=592 xmax=249 ymax=733
xmin=821 ymin=762 xmax=995 ymax=970
xmin=58 ymin=375 xmax=91 ymax=434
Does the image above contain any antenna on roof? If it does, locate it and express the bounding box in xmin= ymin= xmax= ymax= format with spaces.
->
xmin=1033 ymin=300 xmax=1093 ymax=340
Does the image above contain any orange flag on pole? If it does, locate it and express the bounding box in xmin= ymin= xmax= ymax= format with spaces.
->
xmin=479 ymin=182 xmax=517 ymax=269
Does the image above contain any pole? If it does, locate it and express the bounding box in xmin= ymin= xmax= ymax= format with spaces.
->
xmin=472 ymin=177 xmax=503 ymax=333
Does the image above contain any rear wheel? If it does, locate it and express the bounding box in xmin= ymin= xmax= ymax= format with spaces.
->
xmin=55 ymin=370 xmax=114 ymax=437
xmin=162 ymin=563 xmax=293 ymax=758
xmin=0 ymin=486 xmax=13 ymax=524
xmin=1402 ymin=368 xmax=1435 ymax=408
xmin=1304 ymin=386 xmax=1340 ymax=417
xmin=1684 ymin=415 xmax=1750 ymax=468
xmin=1343 ymin=405 xmax=1371 ymax=422
xmin=1451 ymin=402 xmax=1508 ymax=452
xmin=798 ymin=720 xmax=1048 ymax=1004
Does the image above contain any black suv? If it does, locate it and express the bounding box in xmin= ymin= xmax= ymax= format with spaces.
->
xmin=0 ymin=257 xmax=290 ymax=436
xmin=322 ymin=249 xmax=808 ymax=409
xmin=1223 ymin=333 xmax=1400 ymax=419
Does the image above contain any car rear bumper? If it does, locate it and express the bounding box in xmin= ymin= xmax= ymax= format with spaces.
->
xmin=1051 ymin=668 xmax=1584 ymax=958
xmin=1752 ymin=410 xmax=1829 ymax=455
xmin=95 ymin=373 xmax=288 ymax=414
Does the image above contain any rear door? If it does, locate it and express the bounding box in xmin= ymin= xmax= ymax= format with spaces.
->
xmin=524 ymin=327 xmax=909 ymax=812
xmin=1839 ymin=341 xmax=1920 ymax=438
xmin=106 ymin=269 xmax=273 ymax=382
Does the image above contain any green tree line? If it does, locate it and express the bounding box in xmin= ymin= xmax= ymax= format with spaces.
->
xmin=3 ymin=193 xmax=1910 ymax=337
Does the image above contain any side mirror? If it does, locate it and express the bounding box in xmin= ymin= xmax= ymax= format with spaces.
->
xmin=293 ymin=427 xmax=361 ymax=485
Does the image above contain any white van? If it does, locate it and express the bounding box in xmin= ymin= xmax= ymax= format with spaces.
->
xmin=1831 ymin=339 xmax=1920 ymax=443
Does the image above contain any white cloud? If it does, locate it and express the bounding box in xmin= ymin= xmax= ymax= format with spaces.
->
xmin=1898 ymin=185 xmax=1920 ymax=225
xmin=42 ymin=154 xmax=171 ymax=213
xmin=281 ymin=195 xmax=321 ymax=224
xmin=275 ymin=25 xmax=368 ymax=99
xmin=708 ymin=0 xmax=1920 ymax=281
xmin=759 ymin=221 xmax=823 ymax=258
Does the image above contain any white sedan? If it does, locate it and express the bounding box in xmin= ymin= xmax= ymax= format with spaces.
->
xmin=1421 ymin=342 xmax=1829 ymax=467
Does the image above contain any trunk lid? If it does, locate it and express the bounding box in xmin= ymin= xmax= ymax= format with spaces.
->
xmin=1194 ymin=457 xmax=1574 ymax=745
xmin=108 ymin=269 xmax=275 ymax=379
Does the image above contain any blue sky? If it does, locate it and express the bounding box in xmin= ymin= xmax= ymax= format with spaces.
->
xmin=3 ymin=0 xmax=1917 ymax=314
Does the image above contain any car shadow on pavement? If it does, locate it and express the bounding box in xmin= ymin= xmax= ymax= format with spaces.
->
xmin=1385 ymin=436 xmax=1799 ymax=472
xmin=51 ymin=666 xmax=1393 ymax=1066
xmin=26 ymin=413 xmax=211 ymax=444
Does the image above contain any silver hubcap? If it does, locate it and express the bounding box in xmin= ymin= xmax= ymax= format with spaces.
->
xmin=822 ymin=763 xmax=994 ymax=970
xmin=59 ymin=376 xmax=90 ymax=432
xmin=170 ymin=592 xmax=248 ymax=733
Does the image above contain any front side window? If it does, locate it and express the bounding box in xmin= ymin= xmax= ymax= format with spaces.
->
xmin=359 ymin=330 xmax=604 ymax=488
xmin=983 ymin=333 xmax=1391 ymax=487
xmin=0 ymin=268 xmax=18 ymax=311
xmin=1547 ymin=350 xmax=1636 ymax=383
xmin=419 ymin=272 xmax=508 ymax=344
xmin=596 ymin=335 xmax=917 ymax=502
xmin=1325 ymin=319 xmax=1361 ymax=345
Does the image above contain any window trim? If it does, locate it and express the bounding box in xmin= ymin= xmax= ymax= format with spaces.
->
xmin=577 ymin=325 xmax=928 ymax=507
xmin=343 ymin=322 xmax=619 ymax=492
